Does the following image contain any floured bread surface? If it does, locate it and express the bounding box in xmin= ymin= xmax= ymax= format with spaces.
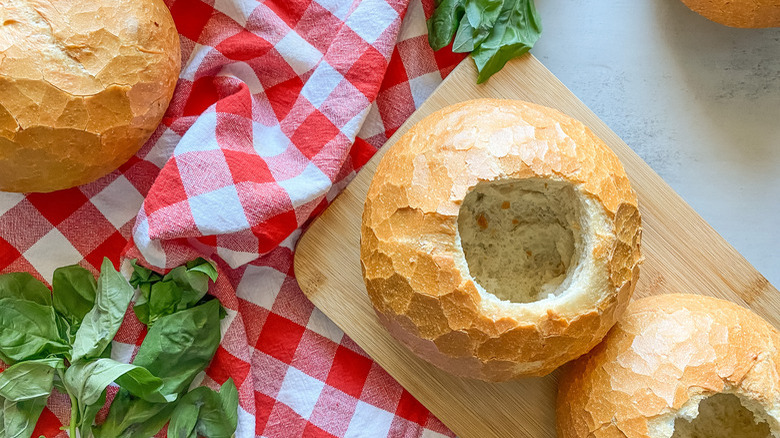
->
xmin=557 ymin=294 xmax=780 ymax=438
xmin=0 ymin=0 xmax=181 ymax=192
xmin=360 ymin=99 xmax=642 ymax=381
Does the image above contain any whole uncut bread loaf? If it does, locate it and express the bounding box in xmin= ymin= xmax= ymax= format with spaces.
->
xmin=0 ymin=0 xmax=181 ymax=192
xmin=360 ymin=99 xmax=642 ymax=381
xmin=681 ymin=0 xmax=780 ymax=28
xmin=558 ymin=293 xmax=780 ymax=438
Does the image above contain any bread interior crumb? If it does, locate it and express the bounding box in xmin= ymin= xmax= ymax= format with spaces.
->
xmin=670 ymin=393 xmax=774 ymax=438
xmin=457 ymin=178 xmax=584 ymax=303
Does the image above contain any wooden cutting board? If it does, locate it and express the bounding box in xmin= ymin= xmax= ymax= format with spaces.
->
xmin=293 ymin=55 xmax=778 ymax=437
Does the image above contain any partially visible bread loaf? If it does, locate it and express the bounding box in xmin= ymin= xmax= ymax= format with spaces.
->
xmin=360 ymin=99 xmax=642 ymax=381
xmin=558 ymin=294 xmax=780 ymax=438
xmin=0 ymin=0 xmax=181 ymax=192
xmin=680 ymin=0 xmax=780 ymax=28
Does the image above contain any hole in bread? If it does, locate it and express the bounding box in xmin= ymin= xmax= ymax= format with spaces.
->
xmin=670 ymin=393 xmax=772 ymax=438
xmin=457 ymin=178 xmax=583 ymax=303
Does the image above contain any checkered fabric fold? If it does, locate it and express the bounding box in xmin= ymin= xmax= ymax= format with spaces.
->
xmin=131 ymin=0 xmax=410 ymax=270
xmin=0 ymin=0 xmax=466 ymax=436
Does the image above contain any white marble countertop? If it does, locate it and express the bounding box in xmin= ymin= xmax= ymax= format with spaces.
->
xmin=532 ymin=0 xmax=780 ymax=286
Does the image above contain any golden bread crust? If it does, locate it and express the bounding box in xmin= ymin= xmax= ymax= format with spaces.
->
xmin=557 ymin=293 xmax=780 ymax=437
xmin=360 ymin=99 xmax=642 ymax=381
xmin=0 ymin=0 xmax=181 ymax=192
xmin=680 ymin=0 xmax=780 ymax=28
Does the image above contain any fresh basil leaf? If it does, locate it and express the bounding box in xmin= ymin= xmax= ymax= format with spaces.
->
xmin=3 ymin=396 xmax=48 ymax=438
xmin=0 ymin=358 xmax=62 ymax=401
xmin=52 ymin=265 xmax=97 ymax=329
xmin=64 ymin=358 xmax=174 ymax=406
xmin=0 ymin=273 xmax=51 ymax=305
xmin=465 ymin=0 xmax=503 ymax=29
xmin=168 ymin=399 xmax=198 ymax=438
xmin=132 ymin=299 xmax=150 ymax=326
xmin=134 ymin=300 xmax=222 ymax=395
xmin=471 ymin=0 xmax=541 ymax=83
xmin=163 ymin=268 xmax=206 ymax=309
xmin=98 ymin=300 xmax=222 ymax=437
xmin=452 ymin=0 xmax=504 ymax=52
xmin=53 ymin=364 xmax=67 ymax=394
xmin=129 ymin=260 xmax=160 ymax=287
xmin=452 ymin=16 xmax=479 ymax=52
xmin=219 ymin=379 xmax=239 ymax=429
xmin=79 ymin=389 xmax=106 ymax=438
xmin=161 ymin=259 xmax=215 ymax=309
xmin=185 ymin=258 xmax=218 ymax=282
xmin=54 ymin=313 xmax=73 ymax=347
xmin=0 ymin=298 xmax=70 ymax=363
xmin=130 ymin=258 xmax=217 ymax=327
xmin=168 ymin=379 xmax=238 ymax=438
xmin=71 ymin=258 xmax=133 ymax=363
xmin=0 ymin=362 xmax=57 ymax=437
xmin=147 ymin=281 xmax=182 ymax=326
xmin=94 ymin=396 xmax=175 ymax=438
xmin=427 ymin=0 xmax=466 ymax=51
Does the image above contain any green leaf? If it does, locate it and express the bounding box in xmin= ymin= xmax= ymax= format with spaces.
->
xmin=168 ymin=379 xmax=239 ymax=438
xmin=129 ymin=260 xmax=160 ymax=287
xmin=465 ymin=0 xmax=503 ymax=29
xmin=53 ymin=365 xmax=66 ymax=394
xmin=185 ymin=258 xmax=218 ymax=282
xmin=54 ymin=313 xmax=73 ymax=347
xmin=71 ymin=258 xmax=134 ymax=363
xmin=133 ymin=300 xmax=222 ymax=395
xmin=93 ymin=396 xmax=175 ymax=438
xmin=52 ymin=265 xmax=97 ymax=329
xmin=0 ymin=272 xmax=51 ymax=305
xmin=0 ymin=298 xmax=70 ymax=363
xmin=219 ymin=379 xmax=239 ymax=429
xmin=97 ymin=300 xmax=222 ymax=437
xmin=471 ymin=0 xmax=541 ymax=83
xmin=427 ymin=0 xmax=466 ymax=51
xmin=3 ymin=396 xmax=48 ymax=438
xmin=0 ymin=358 xmax=62 ymax=401
xmin=452 ymin=0 xmax=504 ymax=53
xmin=79 ymin=389 xmax=106 ymax=438
xmin=452 ymin=16 xmax=479 ymax=52
xmin=168 ymin=401 xmax=198 ymax=438
xmin=148 ymin=281 xmax=182 ymax=325
xmin=129 ymin=258 xmax=217 ymax=327
xmin=64 ymin=358 xmax=175 ymax=406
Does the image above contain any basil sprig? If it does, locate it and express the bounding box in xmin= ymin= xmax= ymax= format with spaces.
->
xmin=0 ymin=257 xmax=236 ymax=438
xmin=428 ymin=0 xmax=542 ymax=83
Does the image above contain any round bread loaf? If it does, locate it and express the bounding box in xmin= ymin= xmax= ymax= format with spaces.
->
xmin=557 ymin=294 xmax=780 ymax=438
xmin=360 ymin=99 xmax=642 ymax=381
xmin=680 ymin=0 xmax=780 ymax=28
xmin=0 ymin=0 xmax=181 ymax=193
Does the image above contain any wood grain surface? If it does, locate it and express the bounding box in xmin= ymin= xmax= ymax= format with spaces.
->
xmin=293 ymin=55 xmax=778 ymax=438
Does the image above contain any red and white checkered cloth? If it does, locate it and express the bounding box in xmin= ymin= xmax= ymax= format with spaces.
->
xmin=0 ymin=0 xmax=466 ymax=436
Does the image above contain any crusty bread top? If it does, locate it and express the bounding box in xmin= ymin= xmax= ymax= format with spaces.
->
xmin=361 ymin=99 xmax=642 ymax=380
xmin=680 ymin=0 xmax=780 ymax=28
xmin=0 ymin=0 xmax=181 ymax=192
xmin=557 ymin=293 xmax=780 ymax=438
